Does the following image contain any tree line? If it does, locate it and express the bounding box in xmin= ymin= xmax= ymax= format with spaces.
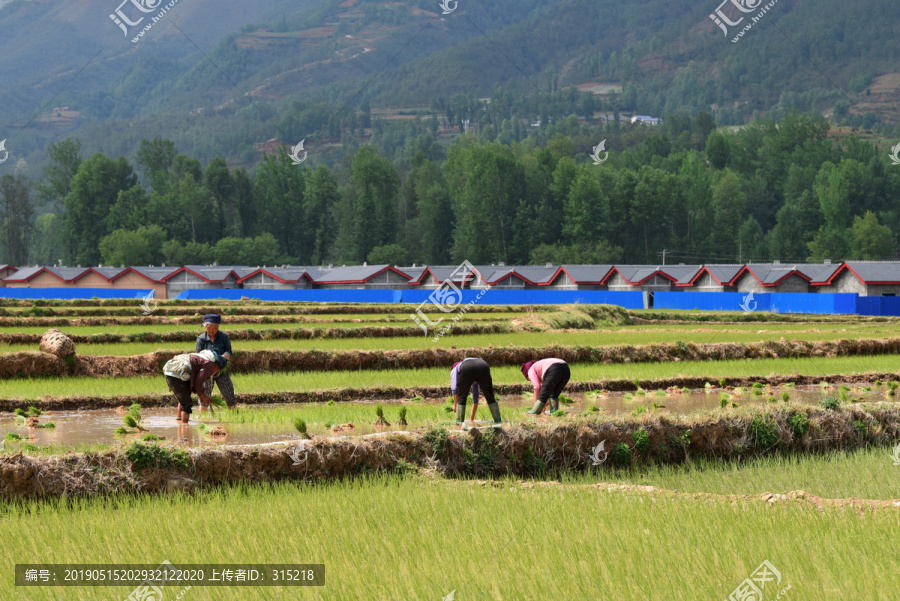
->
xmin=1 ymin=111 xmax=899 ymax=269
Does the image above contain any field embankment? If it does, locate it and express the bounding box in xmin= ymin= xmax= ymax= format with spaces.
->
xmin=2 ymin=405 xmax=898 ymax=500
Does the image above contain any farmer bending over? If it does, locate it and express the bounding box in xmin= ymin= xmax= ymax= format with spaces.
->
xmin=451 ymin=357 xmax=502 ymax=427
xmin=523 ymin=358 xmax=571 ymax=415
xmin=196 ymin=313 xmax=237 ymax=409
xmin=163 ymin=351 xmax=227 ymax=423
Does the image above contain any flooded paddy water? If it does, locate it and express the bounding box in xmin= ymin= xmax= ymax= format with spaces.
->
xmin=0 ymin=385 xmax=888 ymax=449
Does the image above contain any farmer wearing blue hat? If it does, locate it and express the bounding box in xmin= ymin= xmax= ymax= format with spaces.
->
xmin=195 ymin=314 xmax=237 ymax=409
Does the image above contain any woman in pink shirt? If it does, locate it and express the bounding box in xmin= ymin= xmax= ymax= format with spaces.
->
xmin=522 ymin=358 xmax=571 ymax=415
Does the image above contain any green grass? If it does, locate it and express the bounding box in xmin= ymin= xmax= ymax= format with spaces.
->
xmin=3 ymin=324 xmax=898 ymax=355
xmin=4 ymin=354 xmax=900 ymax=400
xmin=0 ymin=472 xmax=894 ymax=600
xmin=599 ymin=446 xmax=900 ymax=499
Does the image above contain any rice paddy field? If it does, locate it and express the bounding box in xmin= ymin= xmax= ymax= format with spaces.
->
xmin=2 ymin=300 xmax=900 ymax=599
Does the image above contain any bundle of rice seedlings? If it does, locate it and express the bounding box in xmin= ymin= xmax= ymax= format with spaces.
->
xmin=398 ymin=406 xmax=408 ymax=426
xmin=374 ymin=404 xmax=391 ymax=426
xmin=558 ymin=394 xmax=574 ymax=405
xmin=293 ymin=417 xmax=311 ymax=439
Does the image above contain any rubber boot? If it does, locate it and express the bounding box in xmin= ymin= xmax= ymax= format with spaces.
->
xmin=549 ymin=397 xmax=560 ymax=413
xmin=488 ymin=402 xmax=502 ymax=424
xmin=456 ymin=402 xmax=467 ymax=424
xmin=529 ymin=400 xmax=546 ymax=415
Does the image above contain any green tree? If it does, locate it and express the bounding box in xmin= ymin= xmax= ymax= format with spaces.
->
xmin=38 ymin=138 xmax=82 ymax=212
xmin=367 ymin=243 xmax=408 ymax=265
xmin=98 ymin=225 xmax=166 ymax=266
xmin=0 ymin=174 xmax=34 ymax=265
xmin=61 ymin=154 xmax=137 ymax=266
xmin=849 ymin=211 xmax=893 ymax=260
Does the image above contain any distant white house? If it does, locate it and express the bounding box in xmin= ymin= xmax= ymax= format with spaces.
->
xmin=631 ymin=115 xmax=662 ymax=126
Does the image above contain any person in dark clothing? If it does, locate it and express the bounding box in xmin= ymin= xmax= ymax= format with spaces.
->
xmin=522 ymin=359 xmax=571 ymax=415
xmin=163 ymin=351 xmax=227 ymax=423
xmin=450 ymin=357 xmax=502 ymax=427
xmin=195 ymin=314 xmax=237 ymax=408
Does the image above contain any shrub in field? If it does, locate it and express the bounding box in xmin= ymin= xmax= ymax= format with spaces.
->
xmin=821 ymin=397 xmax=841 ymax=411
xmin=787 ymin=413 xmax=809 ymax=438
xmin=423 ymin=426 xmax=450 ymax=456
xmin=611 ymin=443 xmax=632 ymax=466
xmin=125 ymin=442 xmax=189 ymax=471
xmin=522 ymin=446 xmax=547 ymax=475
xmin=781 ymin=391 xmax=790 ymax=402
xmin=852 ymin=419 xmax=867 ymax=436
xmin=748 ymin=416 xmax=778 ymax=450
xmin=632 ymin=428 xmax=650 ymax=452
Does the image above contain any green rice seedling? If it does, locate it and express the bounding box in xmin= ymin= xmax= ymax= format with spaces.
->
xmin=651 ymin=402 xmax=665 ymax=409
xmin=704 ymin=382 xmax=713 ymax=393
xmin=887 ymin=382 xmax=899 ymax=396
xmin=752 ymin=387 xmax=763 ymax=395
xmin=821 ymin=397 xmax=841 ymax=411
xmin=863 ymin=386 xmax=872 ymax=392
xmin=398 ymin=407 xmax=408 ymax=426
xmin=13 ymin=408 xmax=27 ymax=418
xmin=635 ymin=389 xmax=646 ymax=397
xmin=632 ymin=378 xmax=641 ymax=389
xmin=781 ymin=391 xmax=790 ymax=402
xmin=839 ymin=385 xmax=851 ymax=393
xmin=442 ymin=404 xmax=454 ymax=414
xmin=719 ymin=393 xmax=732 ymax=407
xmin=140 ymin=433 xmax=163 ymax=442
xmin=27 ymin=406 xmax=41 ymax=416
xmin=550 ymin=409 xmax=566 ymax=417
xmin=731 ymin=401 xmax=739 ymax=408
xmin=718 ymin=378 xmax=726 ymax=387
xmin=114 ymin=427 xmax=129 ymax=435
xmin=655 ymin=389 xmax=666 ymax=397
xmin=408 ymin=395 xmax=424 ymax=403
xmin=122 ymin=414 xmax=146 ymax=431
xmin=586 ymin=405 xmax=601 ymax=413
xmin=38 ymin=422 xmax=56 ymax=428
xmin=623 ymin=393 xmax=634 ymax=401
xmin=5 ymin=433 xmax=21 ymax=441
xmin=631 ymin=405 xmax=647 ymax=416
xmin=784 ymin=382 xmax=796 ymax=389
xmin=752 ymin=382 xmax=763 ymax=389
xmin=374 ymin=404 xmax=391 ymax=426
xmin=681 ymin=387 xmax=690 ymax=394
xmin=293 ymin=417 xmax=311 ymax=439
xmin=327 ymin=400 xmax=336 ymax=406
xmin=558 ymin=394 xmax=574 ymax=405
xmin=875 ymin=380 xmax=883 ymax=386
xmin=208 ymin=396 xmax=227 ymax=409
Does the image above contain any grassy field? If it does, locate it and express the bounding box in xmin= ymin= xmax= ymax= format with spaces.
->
xmin=2 ymin=324 xmax=896 ymax=355
xmin=2 ymin=355 xmax=899 ymax=399
xmin=1 ymin=466 xmax=897 ymax=599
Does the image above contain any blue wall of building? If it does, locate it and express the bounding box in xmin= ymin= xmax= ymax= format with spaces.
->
xmin=177 ymin=288 xmax=403 ymax=303
xmin=401 ymin=289 xmax=646 ymax=308
xmin=0 ymin=288 xmax=153 ymax=299
xmin=858 ymin=296 xmax=900 ymax=316
xmin=654 ymin=291 xmax=858 ymax=314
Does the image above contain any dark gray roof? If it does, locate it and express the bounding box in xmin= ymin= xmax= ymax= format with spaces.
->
xmin=90 ymin=267 xmax=128 ymax=280
xmin=314 ymin=264 xmax=410 ymax=283
xmin=421 ymin=265 xmax=483 ymax=286
xmin=610 ymin=265 xmax=672 ymax=284
xmin=46 ymin=267 xmax=89 ymax=281
xmin=182 ymin=265 xmax=243 ymax=282
xmin=842 ymin=262 xmax=900 ymax=283
xmin=3 ymin=266 xmax=42 ymax=281
xmin=127 ymin=266 xmax=182 ymax=281
xmin=795 ymin=263 xmax=842 ymax=283
xmin=742 ymin=264 xmax=810 ymax=285
xmin=656 ymin=265 xmax=703 ymax=285
xmin=509 ymin=265 xmax=559 ymax=284
xmin=559 ymin=265 xmax=614 ymax=284
xmin=702 ymin=264 xmax=744 ymax=285
xmin=397 ymin=266 xmax=427 ymax=283
xmin=241 ymin=267 xmax=314 ymax=283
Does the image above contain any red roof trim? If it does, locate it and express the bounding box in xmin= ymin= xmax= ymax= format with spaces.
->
xmin=601 ymin=267 xmax=675 ymax=286
xmin=109 ymin=267 xmax=166 ymax=284
xmin=236 ymin=268 xmax=313 ymax=284
xmin=71 ymin=268 xmax=118 ymax=283
xmin=320 ymin=265 xmax=412 ymax=284
xmin=5 ymin=267 xmax=69 ymax=283
xmin=674 ymin=266 xmax=724 ymax=287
